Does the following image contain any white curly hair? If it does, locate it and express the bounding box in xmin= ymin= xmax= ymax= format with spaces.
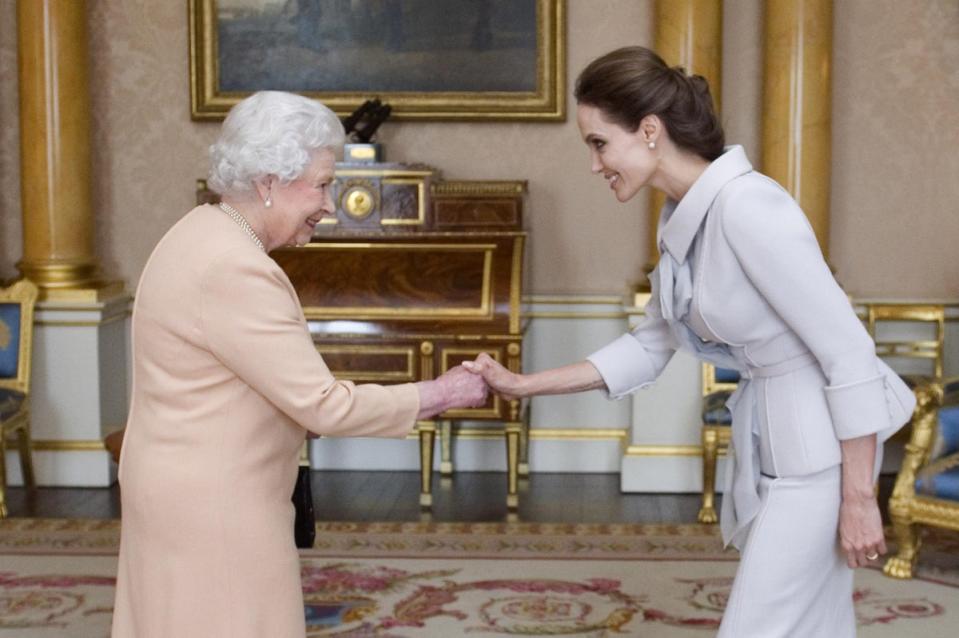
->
xmin=208 ymin=91 xmax=345 ymax=195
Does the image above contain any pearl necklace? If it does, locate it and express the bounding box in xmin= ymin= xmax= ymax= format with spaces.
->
xmin=218 ymin=202 xmax=265 ymax=252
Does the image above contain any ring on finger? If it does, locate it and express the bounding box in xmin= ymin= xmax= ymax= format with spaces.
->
xmin=865 ymin=552 xmax=879 ymax=561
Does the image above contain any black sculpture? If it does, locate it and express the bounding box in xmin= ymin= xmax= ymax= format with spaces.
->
xmin=342 ymin=98 xmax=392 ymax=144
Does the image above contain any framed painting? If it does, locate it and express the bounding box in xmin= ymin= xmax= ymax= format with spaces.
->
xmin=189 ymin=0 xmax=566 ymax=121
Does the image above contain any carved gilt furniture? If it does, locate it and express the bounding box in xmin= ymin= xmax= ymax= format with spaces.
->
xmin=866 ymin=303 xmax=945 ymax=448
xmin=867 ymin=303 xmax=945 ymax=385
xmin=199 ymin=163 xmax=529 ymax=510
xmin=0 ymin=279 xmax=39 ymax=518
xmin=884 ymin=378 xmax=959 ymax=579
xmin=697 ymin=363 xmax=740 ymax=523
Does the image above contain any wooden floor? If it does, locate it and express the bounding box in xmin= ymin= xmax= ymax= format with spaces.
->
xmin=3 ymin=470 xmax=895 ymax=524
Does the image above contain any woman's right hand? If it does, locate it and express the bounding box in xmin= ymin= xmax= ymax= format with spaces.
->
xmin=462 ymin=353 xmax=525 ymax=401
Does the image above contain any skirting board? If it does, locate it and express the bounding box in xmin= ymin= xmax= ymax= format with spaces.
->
xmin=4 ymin=449 xmax=116 ymax=488
xmin=621 ymin=453 xmax=729 ymax=494
xmin=309 ymin=435 xmax=623 ymax=473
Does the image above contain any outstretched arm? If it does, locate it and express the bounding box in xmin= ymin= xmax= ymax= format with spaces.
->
xmin=462 ymin=353 xmax=606 ymax=401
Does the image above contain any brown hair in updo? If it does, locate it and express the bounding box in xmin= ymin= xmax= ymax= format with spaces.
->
xmin=574 ymin=46 xmax=724 ymax=162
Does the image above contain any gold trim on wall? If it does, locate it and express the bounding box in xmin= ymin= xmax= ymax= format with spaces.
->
xmin=31 ymin=439 xmax=106 ymax=452
xmin=427 ymin=427 xmax=628 ymax=441
xmin=530 ymin=428 xmax=627 ymax=440
xmin=189 ymin=0 xmax=566 ymax=121
xmin=624 ymin=444 xmax=729 ymax=457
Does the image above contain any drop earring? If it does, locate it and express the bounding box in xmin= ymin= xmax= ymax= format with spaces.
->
xmin=648 ymin=141 xmax=656 ymax=150
xmin=264 ymin=192 xmax=273 ymax=208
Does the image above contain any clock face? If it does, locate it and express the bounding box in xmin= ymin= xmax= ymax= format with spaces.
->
xmin=342 ymin=185 xmax=375 ymax=220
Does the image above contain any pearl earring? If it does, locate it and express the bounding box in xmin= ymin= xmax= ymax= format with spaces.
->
xmin=264 ymin=195 xmax=273 ymax=208
xmin=648 ymin=141 xmax=656 ymax=150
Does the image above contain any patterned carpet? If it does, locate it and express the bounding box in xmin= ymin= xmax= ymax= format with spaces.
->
xmin=0 ymin=519 xmax=957 ymax=637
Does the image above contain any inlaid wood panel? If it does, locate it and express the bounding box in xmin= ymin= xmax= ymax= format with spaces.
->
xmin=278 ymin=243 xmax=493 ymax=317
xmin=315 ymin=344 xmax=417 ymax=383
xmin=434 ymin=199 xmax=521 ymax=228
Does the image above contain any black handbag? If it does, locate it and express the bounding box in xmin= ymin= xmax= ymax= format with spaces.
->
xmin=292 ymin=464 xmax=316 ymax=549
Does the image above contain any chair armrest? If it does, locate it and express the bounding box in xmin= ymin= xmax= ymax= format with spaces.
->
xmin=889 ymin=382 xmax=943 ymax=504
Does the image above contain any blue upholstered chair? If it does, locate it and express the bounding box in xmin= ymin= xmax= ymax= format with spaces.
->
xmin=698 ymin=363 xmax=740 ymax=524
xmin=884 ymin=378 xmax=959 ymax=579
xmin=0 ymin=279 xmax=39 ymax=518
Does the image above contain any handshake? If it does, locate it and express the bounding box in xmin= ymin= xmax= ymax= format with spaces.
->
xmin=415 ymin=353 xmax=520 ymax=420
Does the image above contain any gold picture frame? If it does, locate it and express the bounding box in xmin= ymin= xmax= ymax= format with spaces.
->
xmin=189 ymin=0 xmax=566 ymax=121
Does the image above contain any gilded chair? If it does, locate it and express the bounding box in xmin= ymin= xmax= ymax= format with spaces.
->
xmin=867 ymin=303 xmax=944 ymax=388
xmin=698 ymin=363 xmax=740 ymax=523
xmin=0 ymin=279 xmax=39 ymax=518
xmin=867 ymin=304 xmax=945 ymax=447
xmin=884 ymin=378 xmax=959 ymax=579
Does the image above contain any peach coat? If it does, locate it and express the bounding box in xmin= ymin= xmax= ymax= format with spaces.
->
xmin=111 ymin=205 xmax=420 ymax=638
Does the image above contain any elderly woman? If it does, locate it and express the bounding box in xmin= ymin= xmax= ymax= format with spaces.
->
xmin=111 ymin=91 xmax=487 ymax=638
xmin=465 ymin=47 xmax=915 ymax=636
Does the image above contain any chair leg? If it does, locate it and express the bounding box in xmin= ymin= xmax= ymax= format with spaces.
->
xmin=16 ymin=419 xmax=35 ymax=489
xmin=418 ymin=422 xmax=436 ymax=509
xmin=518 ymin=401 xmax=530 ymax=478
xmin=439 ymin=420 xmax=453 ymax=476
xmin=698 ymin=427 xmax=719 ymax=524
xmin=0 ymin=430 xmax=8 ymax=518
xmin=883 ymin=500 xmax=921 ymax=579
xmin=505 ymin=422 xmax=521 ymax=510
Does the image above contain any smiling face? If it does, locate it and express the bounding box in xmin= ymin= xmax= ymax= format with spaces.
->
xmin=263 ymin=148 xmax=336 ymax=249
xmin=576 ymin=103 xmax=658 ymax=203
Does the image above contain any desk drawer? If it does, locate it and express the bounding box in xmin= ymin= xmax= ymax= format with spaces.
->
xmin=314 ymin=343 xmax=418 ymax=383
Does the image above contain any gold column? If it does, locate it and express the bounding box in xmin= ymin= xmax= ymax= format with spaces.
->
xmin=639 ymin=0 xmax=723 ymax=292
xmin=17 ymin=0 xmax=119 ymax=300
xmin=762 ymin=0 xmax=833 ymax=259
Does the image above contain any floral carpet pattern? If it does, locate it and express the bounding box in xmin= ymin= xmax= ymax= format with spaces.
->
xmin=0 ymin=519 xmax=956 ymax=637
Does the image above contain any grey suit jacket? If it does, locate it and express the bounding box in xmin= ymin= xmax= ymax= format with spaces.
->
xmin=588 ymin=147 xmax=913 ymax=543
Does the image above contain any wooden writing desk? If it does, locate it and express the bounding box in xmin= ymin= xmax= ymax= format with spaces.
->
xmin=199 ymin=162 xmax=529 ymax=509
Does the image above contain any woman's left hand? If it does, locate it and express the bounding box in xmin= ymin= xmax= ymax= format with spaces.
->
xmin=838 ymin=494 xmax=887 ymax=568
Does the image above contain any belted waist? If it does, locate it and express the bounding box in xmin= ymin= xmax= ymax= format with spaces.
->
xmin=720 ymin=351 xmax=819 ymax=550
xmin=740 ymin=352 xmax=818 ymax=379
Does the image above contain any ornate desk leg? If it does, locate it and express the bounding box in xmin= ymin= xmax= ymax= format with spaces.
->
xmin=698 ymin=427 xmax=719 ymax=524
xmin=418 ymin=340 xmax=436 ymax=508
xmin=518 ymin=400 xmax=531 ymax=478
xmin=418 ymin=421 xmax=436 ymax=508
xmin=505 ymin=421 xmax=522 ymax=510
xmin=506 ymin=342 xmax=529 ymax=479
xmin=16 ymin=416 xmax=36 ymax=489
xmin=439 ymin=420 xmax=453 ymax=476
xmin=0 ymin=430 xmax=8 ymax=518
